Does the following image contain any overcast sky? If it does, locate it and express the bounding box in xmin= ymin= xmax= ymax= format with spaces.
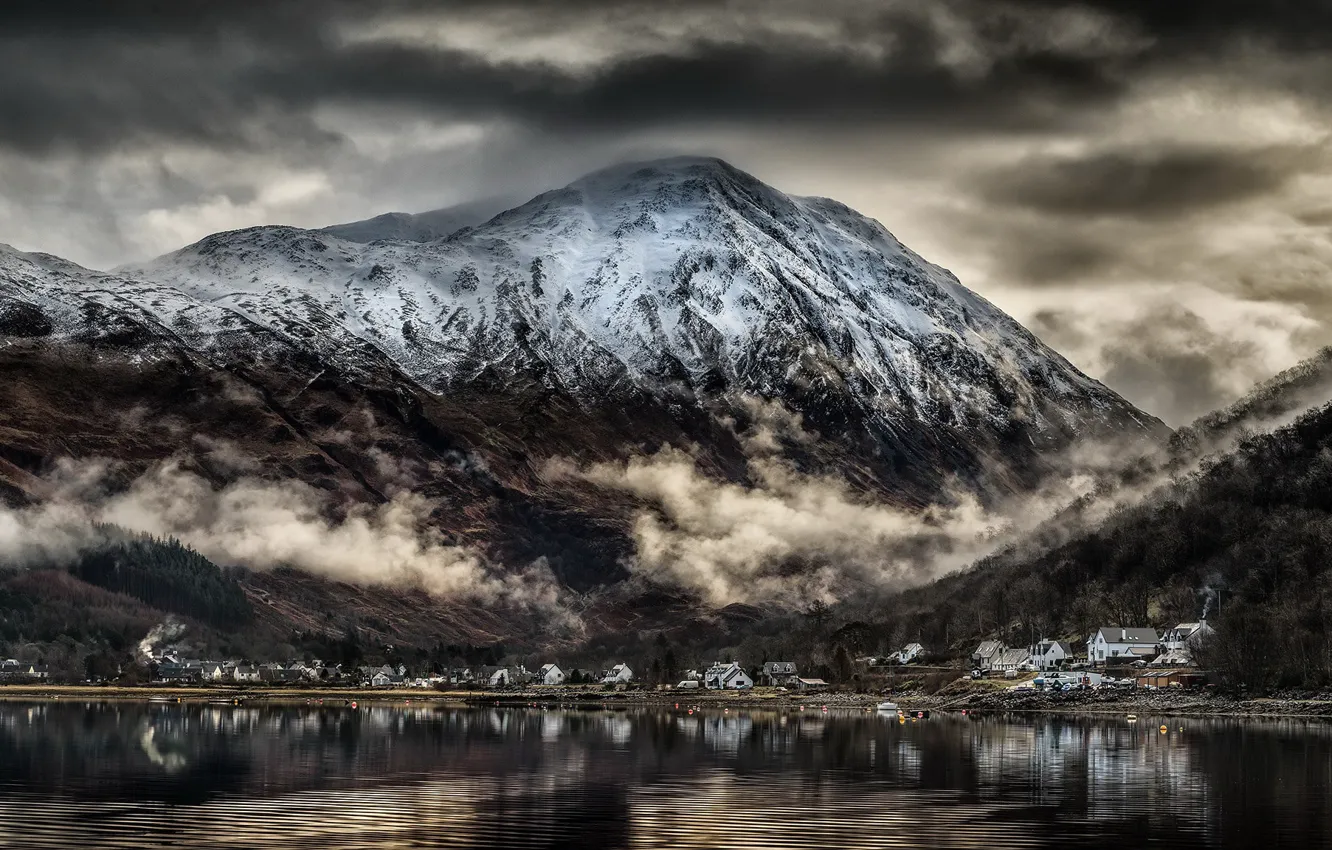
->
xmin=3 ymin=0 xmax=1331 ymax=425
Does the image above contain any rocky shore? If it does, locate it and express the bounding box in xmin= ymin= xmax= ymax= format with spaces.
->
xmin=3 ymin=683 xmax=1330 ymax=718
xmin=464 ymin=684 xmax=1332 ymax=718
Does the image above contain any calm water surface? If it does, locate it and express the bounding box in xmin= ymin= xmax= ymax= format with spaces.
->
xmin=0 ymin=701 xmax=1328 ymax=848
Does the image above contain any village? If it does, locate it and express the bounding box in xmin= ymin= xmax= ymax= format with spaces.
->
xmin=0 ymin=620 xmax=1217 ymax=696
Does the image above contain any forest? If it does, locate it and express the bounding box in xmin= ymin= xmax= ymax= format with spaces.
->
xmin=878 ymin=401 xmax=1332 ymax=691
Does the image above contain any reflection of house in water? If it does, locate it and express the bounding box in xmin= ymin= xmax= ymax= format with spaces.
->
xmin=965 ymin=717 xmax=1214 ymax=839
xmin=598 ymin=714 xmax=633 ymax=746
xmin=540 ymin=713 xmax=566 ymax=742
xmin=699 ymin=714 xmax=753 ymax=753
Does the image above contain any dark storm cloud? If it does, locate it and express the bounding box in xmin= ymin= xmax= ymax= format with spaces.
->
xmin=3 ymin=0 xmax=1329 ymax=160
xmin=1030 ymin=306 xmax=1265 ymax=425
xmin=1015 ymin=0 xmax=1332 ymax=52
xmin=978 ymin=144 xmax=1326 ymax=220
xmin=1000 ymin=237 xmax=1121 ymax=284
xmin=0 ymin=0 xmax=1132 ymax=156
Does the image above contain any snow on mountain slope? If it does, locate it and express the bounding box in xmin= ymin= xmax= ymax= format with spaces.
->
xmin=320 ymin=195 xmax=521 ymax=243
xmin=1 ymin=157 xmax=1165 ymax=517
xmin=114 ymin=157 xmax=1156 ymax=444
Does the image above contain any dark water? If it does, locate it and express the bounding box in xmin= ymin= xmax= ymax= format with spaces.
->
xmin=0 ymin=701 xmax=1328 ymax=849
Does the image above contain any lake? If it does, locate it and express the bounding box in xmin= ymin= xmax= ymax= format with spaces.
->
xmin=0 ymin=701 xmax=1327 ymax=848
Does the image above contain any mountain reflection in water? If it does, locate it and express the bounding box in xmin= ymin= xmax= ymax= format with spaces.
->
xmin=0 ymin=702 xmax=1327 ymax=848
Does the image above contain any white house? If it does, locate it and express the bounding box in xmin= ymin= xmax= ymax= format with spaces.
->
xmin=992 ymin=648 xmax=1030 ymax=674
xmin=1087 ymin=627 xmax=1160 ymax=665
xmin=894 ymin=643 xmax=925 ymax=664
xmin=704 ymin=662 xmax=754 ymax=690
xmin=602 ymin=663 xmax=634 ymax=684
xmin=538 ymin=663 xmax=566 ymax=685
xmin=1028 ymin=640 xmax=1073 ymax=671
xmin=232 ymin=664 xmax=260 ymax=683
xmin=1159 ymin=622 xmax=1214 ymax=665
xmin=972 ymin=641 xmax=1006 ymax=672
xmin=1163 ymin=622 xmax=1214 ymax=653
xmin=371 ymin=670 xmax=404 ymax=687
xmin=489 ymin=667 xmax=512 ymax=688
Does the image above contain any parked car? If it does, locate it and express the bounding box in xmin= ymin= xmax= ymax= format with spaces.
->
xmin=675 ymin=680 xmax=700 ymax=689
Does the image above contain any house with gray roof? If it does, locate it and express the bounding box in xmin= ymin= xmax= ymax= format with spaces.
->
xmin=1087 ymin=627 xmax=1160 ymax=665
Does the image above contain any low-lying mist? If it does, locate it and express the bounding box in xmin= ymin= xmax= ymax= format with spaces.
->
xmin=0 ymin=456 xmax=577 ymax=627
xmin=541 ymin=384 xmax=1332 ymax=609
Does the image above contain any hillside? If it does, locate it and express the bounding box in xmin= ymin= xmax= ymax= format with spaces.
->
xmin=882 ymin=397 xmax=1332 ymax=690
xmin=0 ymin=156 xmax=1166 ymax=650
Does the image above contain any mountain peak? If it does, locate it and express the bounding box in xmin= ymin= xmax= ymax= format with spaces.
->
xmin=566 ymin=155 xmax=764 ymax=199
xmin=10 ymin=152 xmax=1163 ymax=510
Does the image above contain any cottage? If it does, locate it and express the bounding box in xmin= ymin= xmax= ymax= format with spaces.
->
xmin=1087 ymin=627 xmax=1160 ymax=665
xmin=538 ymin=663 xmax=566 ymax=685
xmin=0 ymin=661 xmax=49 ymax=681
xmin=992 ymin=648 xmax=1030 ymax=674
xmin=895 ymin=643 xmax=925 ymax=664
xmin=704 ymin=662 xmax=754 ymax=690
xmin=792 ymin=678 xmax=828 ymax=691
xmin=232 ymin=664 xmax=260 ymax=683
xmin=602 ymin=663 xmax=634 ymax=684
xmin=199 ymin=662 xmax=228 ymax=682
xmin=486 ymin=667 xmax=511 ymax=688
xmin=1028 ymin=640 xmax=1073 ymax=671
xmin=971 ymin=641 xmax=1006 ymax=673
xmin=370 ymin=671 xmax=405 ymax=687
xmin=157 ymin=663 xmax=202 ymax=683
xmin=1160 ymin=622 xmax=1214 ymax=664
xmin=761 ymin=661 xmax=798 ymax=686
xmin=261 ymin=666 xmax=304 ymax=684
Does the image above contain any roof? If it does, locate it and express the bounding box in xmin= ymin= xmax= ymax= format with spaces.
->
xmin=1096 ymin=627 xmax=1159 ymax=642
xmin=763 ymin=661 xmax=796 ymax=673
xmin=996 ymin=648 xmax=1029 ymax=665
xmin=795 ymin=678 xmax=827 ymax=685
xmin=974 ymin=640 xmax=1003 ymax=656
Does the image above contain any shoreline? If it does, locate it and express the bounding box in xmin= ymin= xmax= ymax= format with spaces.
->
xmin=2 ymin=684 xmax=1331 ymax=718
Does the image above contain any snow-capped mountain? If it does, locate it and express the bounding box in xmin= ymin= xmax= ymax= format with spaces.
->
xmin=320 ymin=195 xmax=521 ymax=244
xmin=1 ymin=156 xmax=1162 ymax=524
xmin=123 ymin=158 xmax=1154 ymax=441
